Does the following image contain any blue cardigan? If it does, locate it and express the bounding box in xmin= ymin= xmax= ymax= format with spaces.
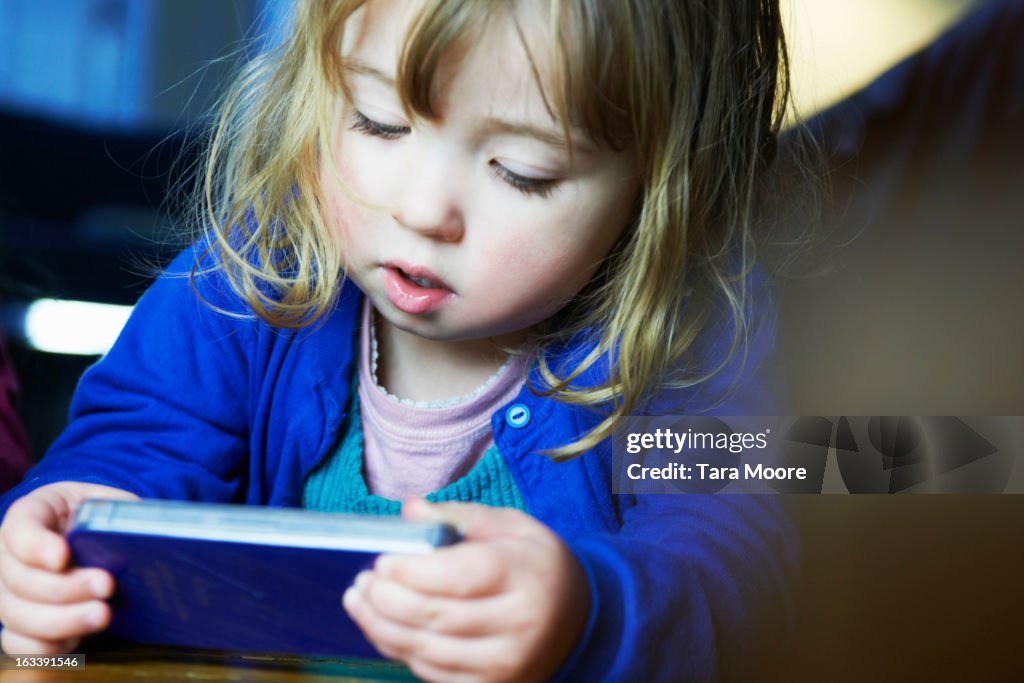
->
xmin=0 ymin=247 xmax=798 ymax=682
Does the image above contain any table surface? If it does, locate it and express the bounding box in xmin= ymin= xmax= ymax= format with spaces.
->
xmin=0 ymin=645 xmax=416 ymax=682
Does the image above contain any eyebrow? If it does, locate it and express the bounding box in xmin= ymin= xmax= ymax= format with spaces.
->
xmin=343 ymin=58 xmax=395 ymax=86
xmin=479 ymin=117 xmax=580 ymax=152
xmin=343 ymin=58 xmax=594 ymax=155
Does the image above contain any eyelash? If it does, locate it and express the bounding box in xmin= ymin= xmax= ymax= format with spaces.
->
xmin=350 ymin=108 xmax=559 ymax=198
xmin=350 ymin=109 xmax=410 ymax=140
xmin=489 ymin=161 xmax=559 ymax=199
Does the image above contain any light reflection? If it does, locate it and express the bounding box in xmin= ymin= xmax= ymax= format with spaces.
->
xmin=23 ymin=299 xmax=133 ymax=356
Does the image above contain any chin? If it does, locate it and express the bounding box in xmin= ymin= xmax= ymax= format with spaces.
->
xmin=378 ymin=308 xmax=456 ymax=338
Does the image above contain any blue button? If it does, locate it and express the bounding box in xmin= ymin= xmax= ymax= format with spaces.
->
xmin=505 ymin=404 xmax=531 ymax=428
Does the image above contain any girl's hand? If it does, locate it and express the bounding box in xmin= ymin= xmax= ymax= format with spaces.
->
xmin=343 ymin=499 xmax=590 ymax=683
xmin=0 ymin=482 xmax=139 ymax=654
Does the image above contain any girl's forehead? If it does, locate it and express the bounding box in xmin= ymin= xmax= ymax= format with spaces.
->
xmin=339 ymin=0 xmax=412 ymax=66
xmin=344 ymin=1 xmax=552 ymax=87
xmin=343 ymin=0 xmax=558 ymax=105
xmin=344 ymin=0 xmax=548 ymax=51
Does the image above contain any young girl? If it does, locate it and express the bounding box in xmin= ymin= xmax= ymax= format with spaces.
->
xmin=0 ymin=0 xmax=799 ymax=680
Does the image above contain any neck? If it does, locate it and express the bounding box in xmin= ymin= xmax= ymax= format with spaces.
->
xmin=374 ymin=313 xmax=525 ymax=403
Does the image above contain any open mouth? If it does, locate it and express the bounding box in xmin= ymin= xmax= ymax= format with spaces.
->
xmin=381 ymin=263 xmax=454 ymax=315
xmin=383 ymin=261 xmax=452 ymax=291
xmin=397 ymin=268 xmax=443 ymax=289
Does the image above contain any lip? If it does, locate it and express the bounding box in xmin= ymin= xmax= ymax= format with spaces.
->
xmin=380 ymin=261 xmax=455 ymax=315
xmin=383 ymin=261 xmax=452 ymax=290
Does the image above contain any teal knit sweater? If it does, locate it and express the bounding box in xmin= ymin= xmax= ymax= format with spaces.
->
xmin=302 ymin=389 xmax=527 ymax=515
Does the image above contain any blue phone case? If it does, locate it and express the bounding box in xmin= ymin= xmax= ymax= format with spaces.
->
xmin=67 ymin=500 xmax=460 ymax=658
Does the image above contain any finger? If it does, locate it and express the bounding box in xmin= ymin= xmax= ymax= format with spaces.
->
xmin=343 ymin=584 xmax=400 ymax=660
xmin=408 ymin=633 xmax=525 ymax=681
xmin=354 ymin=570 xmax=510 ymax=636
xmin=401 ymin=499 xmax=532 ymax=541
xmin=0 ymin=590 xmax=109 ymax=642
xmin=0 ymin=629 xmax=80 ymax=656
xmin=1 ymin=497 xmax=71 ymax=572
xmin=345 ymin=583 xmax=430 ymax=662
xmin=0 ymin=548 xmax=113 ymax=604
xmin=375 ymin=542 xmax=509 ymax=598
xmin=344 ymin=585 xmax=507 ymax=672
xmin=406 ymin=659 xmax=481 ymax=683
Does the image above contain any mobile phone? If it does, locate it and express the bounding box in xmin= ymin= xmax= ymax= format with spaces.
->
xmin=67 ymin=499 xmax=461 ymax=658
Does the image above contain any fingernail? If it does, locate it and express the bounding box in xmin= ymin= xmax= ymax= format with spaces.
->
xmin=90 ymin=575 xmax=111 ymax=598
xmin=375 ymin=556 xmax=394 ymax=576
xmin=84 ymin=607 xmax=106 ymax=628
xmin=401 ymin=497 xmax=429 ymax=517
xmin=342 ymin=588 xmax=359 ymax=610
xmin=355 ymin=571 xmax=371 ymax=593
xmin=45 ymin=546 xmax=65 ymax=570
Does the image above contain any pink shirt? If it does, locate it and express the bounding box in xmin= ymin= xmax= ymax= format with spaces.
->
xmin=357 ymin=301 xmax=529 ymax=500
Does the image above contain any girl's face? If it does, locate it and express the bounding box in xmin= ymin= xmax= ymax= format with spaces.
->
xmin=323 ymin=0 xmax=638 ymax=345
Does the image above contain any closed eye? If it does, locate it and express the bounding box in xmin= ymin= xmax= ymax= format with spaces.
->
xmin=490 ymin=161 xmax=559 ymax=198
xmin=350 ymin=109 xmax=410 ymax=140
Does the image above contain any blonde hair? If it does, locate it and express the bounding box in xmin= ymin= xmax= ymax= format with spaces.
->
xmin=192 ymin=0 xmax=794 ymax=460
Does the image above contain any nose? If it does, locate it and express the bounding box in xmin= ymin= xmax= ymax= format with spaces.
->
xmin=391 ymin=142 xmax=465 ymax=243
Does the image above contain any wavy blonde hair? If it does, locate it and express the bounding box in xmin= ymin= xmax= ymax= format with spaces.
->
xmin=192 ymin=0 xmax=794 ymax=460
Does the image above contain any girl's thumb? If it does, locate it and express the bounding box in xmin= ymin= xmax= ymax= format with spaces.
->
xmin=400 ymin=498 xmax=524 ymax=540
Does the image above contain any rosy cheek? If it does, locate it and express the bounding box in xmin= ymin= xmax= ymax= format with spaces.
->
xmin=319 ymin=180 xmax=349 ymax=241
xmin=321 ymin=150 xmax=366 ymax=239
xmin=336 ymin=133 xmax=398 ymax=206
xmin=477 ymin=234 xmax=539 ymax=282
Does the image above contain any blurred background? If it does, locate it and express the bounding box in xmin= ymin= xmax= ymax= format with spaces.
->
xmin=0 ymin=0 xmax=1022 ymax=680
xmin=785 ymin=0 xmax=979 ymax=116
xmin=771 ymin=1 xmax=1024 ymax=681
xmin=0 ymin=0 xmax=286 ymax=454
